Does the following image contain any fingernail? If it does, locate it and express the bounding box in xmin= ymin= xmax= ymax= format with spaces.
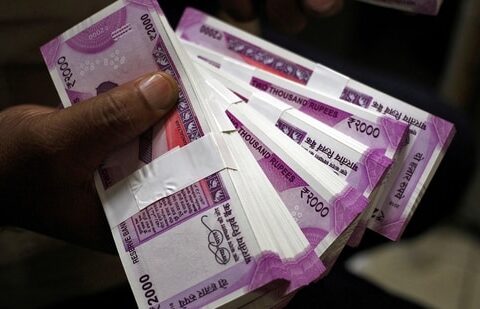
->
xmin=139 ymin=73 xmax=178 ymax=110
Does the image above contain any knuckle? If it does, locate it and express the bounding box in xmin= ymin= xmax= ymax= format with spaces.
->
xmin=0 ymin=105 xmax=60 ymax=167
xmin=96 ymin=91 xmax=139 ymax=135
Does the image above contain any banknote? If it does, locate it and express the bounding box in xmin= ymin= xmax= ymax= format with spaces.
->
xmin=196 ymin=61 xmax=393 ymax=200
xmin=176 ymin=8 xmax=455 ymax=241
xmin=357 ymin=0 xmax=443 ymax=15
xmin=341 ymin=81 xmax=455 ymax=240
xmin=197 ymin=63 xmax=393 ymax=247
xmin=41 ymin=1 xmax=325 ymax=308
xmin=204 ymin=78 xmax=368 ymax=259
xmin=181 ymin=41 xmax=408 ymax=161
xmin=185 ymin=43 xmax=405 ymax=244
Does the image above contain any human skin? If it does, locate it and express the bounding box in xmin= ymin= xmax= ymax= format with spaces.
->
xmin=0 ymin=71 xmax=178 ymax=252
xmin=0 ymin=1 xmax=344 ymax=251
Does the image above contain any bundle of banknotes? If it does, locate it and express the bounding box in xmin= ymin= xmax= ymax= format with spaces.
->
xmin=40 ymin=1 xmax=454 ymax=308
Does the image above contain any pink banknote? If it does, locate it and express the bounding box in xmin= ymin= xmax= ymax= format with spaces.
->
xmin=176 ymin=8 xmax=455 ymax=240
xmin=41 ymin=1 xmax=324 ymax=308
xmin=227 ymin=109 xmax=368 ymax=256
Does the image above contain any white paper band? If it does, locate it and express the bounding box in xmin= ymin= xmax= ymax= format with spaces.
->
xmin=221 ymin=57 xmax=256 ymax=82
xmin=308 ymin=64 xmax=349 ymax=97
xmin=247 ymin=92 xmax=292 ymax=124
xmin=99 ymin=132 xmax=237 ymax=228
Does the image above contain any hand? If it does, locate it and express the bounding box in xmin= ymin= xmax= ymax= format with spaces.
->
xmin=219 ymin=0 xmax=343 ymax=33
xmin=0 ymin=71 xmax=178 ymax=252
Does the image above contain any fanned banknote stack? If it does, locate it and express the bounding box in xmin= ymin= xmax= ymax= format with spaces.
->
xmin=41 ymin=1 xmax=454 ymax=308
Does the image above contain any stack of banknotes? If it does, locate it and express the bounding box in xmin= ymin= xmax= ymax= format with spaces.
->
xmin=40 ymin=1 xmax=454 ymax=308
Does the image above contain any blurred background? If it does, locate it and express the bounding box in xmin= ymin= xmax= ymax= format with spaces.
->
xmin=0 ymin=0 xmax=479 ymax=308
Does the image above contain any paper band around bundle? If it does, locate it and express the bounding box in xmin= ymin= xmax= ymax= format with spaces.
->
xmin=100 ymin=132 xmax=238 ymax=228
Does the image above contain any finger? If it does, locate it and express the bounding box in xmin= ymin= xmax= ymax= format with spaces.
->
xmin=265 ymin=0 xmax=307 ymax=34
xmin=47 ymin=71 xmax=178 ymax=166
xmin=219 ymin=0 xmax=257 ymax=21
xmin=303 ymin=0 xmax=344 ymax=16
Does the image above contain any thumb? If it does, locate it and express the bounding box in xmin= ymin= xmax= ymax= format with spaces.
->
xmin=51 ymin=71 xmax=178 ymax=166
